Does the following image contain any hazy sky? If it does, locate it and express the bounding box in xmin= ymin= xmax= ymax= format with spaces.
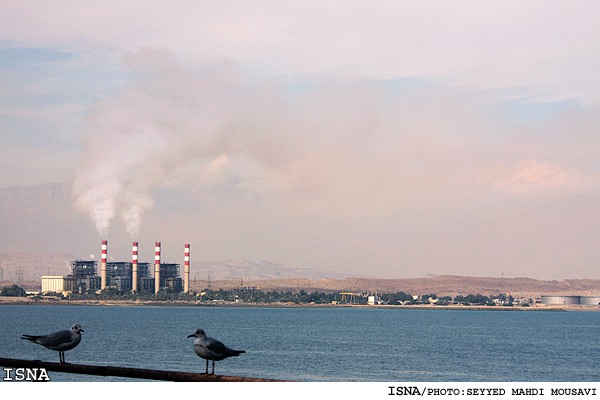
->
xmin=1 ymin=1 xmax=600 ymax=279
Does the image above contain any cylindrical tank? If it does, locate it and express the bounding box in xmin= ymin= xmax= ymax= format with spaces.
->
xmin=541 ymin=295 xmax=580 ymax=305
xmin=579 ymin=296 xmax=600 ymax=306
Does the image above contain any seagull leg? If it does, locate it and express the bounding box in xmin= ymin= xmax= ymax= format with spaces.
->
xmin=205 ymin=359 xmax=209 ymax=374
xmin=211 ymin=360 xmax=215 ymax=375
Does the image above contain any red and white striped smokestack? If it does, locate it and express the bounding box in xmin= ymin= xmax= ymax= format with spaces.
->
xmin=132 ymin=242 xmax=138 ymax=293
xmin=101 ymin=240 xmax=107 ymax=290
xmin=154 ymin=242 xmax=161 ymax=293
xmin=184 ymin=244 xmax=190 ymax=293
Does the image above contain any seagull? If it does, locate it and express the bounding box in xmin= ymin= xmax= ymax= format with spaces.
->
xmin=188 ymin=328 xmax=245 ymax=374
xmin=21 ymin=324 xmax=84 ymax=363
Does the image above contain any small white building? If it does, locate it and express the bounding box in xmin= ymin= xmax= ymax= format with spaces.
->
xmin=368 ymin=295 xmax=381 ymax=305
xmin=41 ymin=276 xmax=65 ymax=293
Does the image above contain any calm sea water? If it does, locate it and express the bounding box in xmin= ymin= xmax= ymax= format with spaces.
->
xmin=1 ymin=305 xmax=599 ymax=382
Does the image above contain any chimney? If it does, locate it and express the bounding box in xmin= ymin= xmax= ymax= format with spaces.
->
xmin=132 ymin=242 xmax=138 ymax=293
xmin=184 ymin=244 xmax=190 ymax=293
xmin=101 ymin=240 xmax=107 ymax=290
xmin=154 ymin=242 xmax=161 ymax=294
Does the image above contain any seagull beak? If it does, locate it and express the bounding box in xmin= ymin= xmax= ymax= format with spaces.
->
xmin=187 ymin=334 xmax=194 ymax=338
xmin=80 ymin=329 xmax=84 ymax=332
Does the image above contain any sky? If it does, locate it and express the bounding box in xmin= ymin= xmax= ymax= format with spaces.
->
xmin=1 ymin=1 xmax=600 ymax=279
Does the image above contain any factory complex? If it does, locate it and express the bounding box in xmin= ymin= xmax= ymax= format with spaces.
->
xmin=31 ymin=242 xmax=600 ymax=306
xmin=41 ymin=241 xmax=191 ymax=295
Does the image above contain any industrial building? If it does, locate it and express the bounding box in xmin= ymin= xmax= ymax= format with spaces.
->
xmin=105 ymin=261 xmax=152 ymax=292
xmin=41 ymin=241 xmax=189 ymax=295
xmin=42 ymin=260 xmax=100 ymax=294
xmin=41 ymin=276 xmax=67 ymax=293
xmin=68 ymin=260 xmax=101 ymax=293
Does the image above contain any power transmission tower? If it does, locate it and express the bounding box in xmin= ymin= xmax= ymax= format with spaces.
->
xmin=16 ymin=265 xmax=24 ymax=283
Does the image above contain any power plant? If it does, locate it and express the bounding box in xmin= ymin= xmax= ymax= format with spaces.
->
xmin=41 ymin=241 xmax=190 ymax=295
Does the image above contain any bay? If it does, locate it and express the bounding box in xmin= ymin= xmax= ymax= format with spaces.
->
xmin=1 ymin=305 xmax=599 ymax=382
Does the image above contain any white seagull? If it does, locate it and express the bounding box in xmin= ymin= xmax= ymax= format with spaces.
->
xmin=188 ymin=328 xmax=245 ymax=374
xmin=21 ymin=324 xmax=84 ymax=363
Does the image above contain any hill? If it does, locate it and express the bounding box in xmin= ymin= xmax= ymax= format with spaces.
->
xmin=192 ymin=259 xmax=360 ymax=281
xmin=191 ymin=275 xmax=600 ymax=299
xmin=0 ymin=253 xmax=74 ymax=282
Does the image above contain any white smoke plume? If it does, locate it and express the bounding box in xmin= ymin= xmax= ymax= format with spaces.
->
xmin=73 ymin=48 xmax=303 ymax=236
xmin=76 ymin=47 xmax=506 ymax=240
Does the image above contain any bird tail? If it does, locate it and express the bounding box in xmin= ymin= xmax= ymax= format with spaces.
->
xmin=21 ymin=335 xmax=40 ymax=342
xmin=232 ymin=350 xmax=246 ymax=356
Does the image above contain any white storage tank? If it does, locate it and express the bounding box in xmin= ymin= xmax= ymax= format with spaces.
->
xmin=541 ymin=295 xmax=580 ymax=305
xmin=579 ymin=296 xmax=600 ymax=306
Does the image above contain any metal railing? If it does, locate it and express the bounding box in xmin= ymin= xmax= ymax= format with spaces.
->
xmin=0 ymin=357 xmax=287 ymax=382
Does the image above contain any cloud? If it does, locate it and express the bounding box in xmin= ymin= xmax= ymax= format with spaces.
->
xmin=476 ymin=158 xmax=597 ymax=196
xmin=1 ymin=1 xmax=598 ymax=105
xmin=507 ymin=159 xmax=590 ymax=190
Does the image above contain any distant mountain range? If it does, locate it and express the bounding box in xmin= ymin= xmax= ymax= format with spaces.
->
xmin=0 ymin=182 xmax=100 ymax=255
xmin=4 ymin=253 xmax=600 ymax=299
xmin=0 ymin=253 xmax=74 ymax=282
xmin=192 ymin=259 xmax=360 ymax=281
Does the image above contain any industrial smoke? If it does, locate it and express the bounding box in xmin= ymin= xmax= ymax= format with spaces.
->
xmin=73 ymin=47 xmax=388 ymax=238
xmin=73 ymin=48 xmax=297 ymax=237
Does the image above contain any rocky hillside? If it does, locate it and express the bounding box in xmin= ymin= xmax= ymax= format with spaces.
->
xmin=192 ymin=259 xmax=359 ymax=281
xmin=0 ymin=253 xmax=74 ymax=282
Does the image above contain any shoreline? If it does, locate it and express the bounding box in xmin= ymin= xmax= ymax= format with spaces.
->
xmin=0 ymin=297 xmax=586 ymax=311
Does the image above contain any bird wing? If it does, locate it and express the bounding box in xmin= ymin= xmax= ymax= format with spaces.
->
xmin=205 ymin=338 xmax=228 ymax=354
xmin=36 ymin=330 xmax=72 ymax=347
